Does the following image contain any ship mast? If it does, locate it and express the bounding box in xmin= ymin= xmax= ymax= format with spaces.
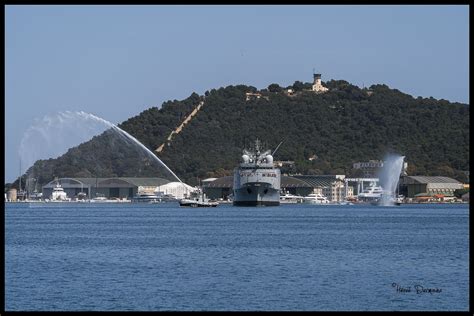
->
xmin=255 ymin=138 xmax=261 ymax=166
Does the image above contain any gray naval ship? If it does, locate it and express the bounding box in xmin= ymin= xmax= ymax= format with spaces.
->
xmin=233 ymin=139 xmax=281 ymax=206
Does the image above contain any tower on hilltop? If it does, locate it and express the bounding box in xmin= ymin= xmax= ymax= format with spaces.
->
xmin=312 ymin=72 xmax=329 ymax=93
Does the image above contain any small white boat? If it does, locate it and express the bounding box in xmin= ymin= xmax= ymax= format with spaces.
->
xmin=358 ymin=182 xmax=384 ymax=202
xmin=396 ymin=195 xmax=404 ymax=204
xmin=131 ymin=192 xmax=163 ymax=203
xmin=153 ymin=191 xmax=178 ymax=202
xmin=303 ymin=193 xmax=330 ymax=204
xmin=338 ymin=201 xmax=354 ymax=205
xmin=280 ymin=192 xmax=303 ymax=203
xmin=90 ymin=193 xmax=114 ymax=203
xmin=72 ymin=192 xmax=88 ymax=202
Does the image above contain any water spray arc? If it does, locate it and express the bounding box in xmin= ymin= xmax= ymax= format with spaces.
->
xmin=77 ymin=111 xmax=184 ymax=184
xmin=19 ymin=111 xmax=184 ymax=187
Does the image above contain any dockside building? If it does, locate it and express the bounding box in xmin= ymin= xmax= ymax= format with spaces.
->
xmin=42 ymin=177 xmax=171 ymax=200
xmin=399 ymin=176 xmax=464 ymax=198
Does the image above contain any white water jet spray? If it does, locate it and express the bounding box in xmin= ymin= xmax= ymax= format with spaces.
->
xmin=377 ymin=154 xmax=405 ymax=206
xmin=76 ymin=111 xmax=183 ymax=183
xmin=19 ymin=110 xmax=183 ymax=184
xmin=19 ymin=111 xmax=109 ymax=172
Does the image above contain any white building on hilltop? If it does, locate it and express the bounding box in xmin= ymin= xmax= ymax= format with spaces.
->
xmin=312 ymin=73 xmax=329 ymax=93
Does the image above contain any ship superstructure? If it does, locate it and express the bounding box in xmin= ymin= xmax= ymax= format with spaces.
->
xmin=233 ymin=139 xmax=281 ymax=206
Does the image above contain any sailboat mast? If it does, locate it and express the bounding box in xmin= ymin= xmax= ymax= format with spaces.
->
xmin=19 ymin=159 xmax=22 ymax=192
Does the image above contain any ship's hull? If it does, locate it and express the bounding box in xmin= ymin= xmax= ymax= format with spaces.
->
xmin=233 ymin=141 xmax=281 ymax=207
xmin=233 ymin=182 xmax=280 ymax=206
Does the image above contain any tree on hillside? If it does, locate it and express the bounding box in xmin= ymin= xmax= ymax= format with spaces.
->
xmin=268 ymin=83 xmax=282 ymax=93
xmin=292 ymin=81 xmax=305 ymax=92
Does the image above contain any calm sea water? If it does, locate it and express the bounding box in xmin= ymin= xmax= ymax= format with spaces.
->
xmin=5 ymin=202 xmax=469 ymax=311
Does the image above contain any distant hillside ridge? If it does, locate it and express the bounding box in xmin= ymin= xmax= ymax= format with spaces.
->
xmin=10 ymin=79 xmax=470 ymax=187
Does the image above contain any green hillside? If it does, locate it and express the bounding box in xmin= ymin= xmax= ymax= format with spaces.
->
xmin=10 ymin=80 xmax=470 ymax=188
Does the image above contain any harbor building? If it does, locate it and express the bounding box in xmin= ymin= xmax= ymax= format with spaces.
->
xmin=203 ymin=176 xmax=233 ymax=200
xmin=353 ymin=160 xmax=408 ymax=177
xmin=399 ymin=176 xmax=464 ymax=198
xmin=7 ymin=188 xmax=17 ymax=202
xmin=42 ymin=177 xmax=171 ymax=200
xmin=245 ymin=92 xmax=263 ymax=101
xmin=352 ymin=160 xmax=384 ymax=177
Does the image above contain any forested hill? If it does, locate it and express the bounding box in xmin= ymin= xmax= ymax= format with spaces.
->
xmin=11 ymin=79 xmax=470 ymax=187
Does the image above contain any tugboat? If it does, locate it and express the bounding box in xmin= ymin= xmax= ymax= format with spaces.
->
xmin=179 ymin=189 xmax=218 ymax=207
xmin=233 ymin=139 xmax=281 ymax=206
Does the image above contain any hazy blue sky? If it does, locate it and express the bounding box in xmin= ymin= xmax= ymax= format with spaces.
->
xmin=5 ymin=5 xmax=469 ymax=183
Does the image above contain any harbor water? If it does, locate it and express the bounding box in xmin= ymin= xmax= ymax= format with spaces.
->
xmin=5 ymin=203 xmax=469 ymax=311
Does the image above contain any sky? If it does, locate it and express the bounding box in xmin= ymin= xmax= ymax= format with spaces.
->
xmin=5 ymin=5 xmax=469 ymax=183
